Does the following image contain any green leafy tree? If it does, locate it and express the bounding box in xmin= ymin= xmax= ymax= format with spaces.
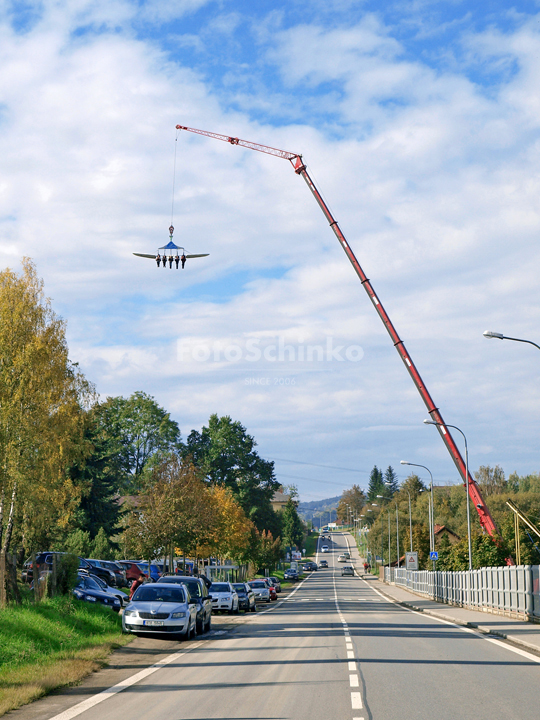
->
xmin=184 ymin=414 xmax=280 ymax=532
xmin=0 ymin=259 xmax=93 ymax=566
xmin=63 ymin=529 xmax=92 ymax=557
xmin=282 ymin=498 xmax=304 ymax=549
xmin=92 ymin=527 xmax=112 ymax=559
xmin=337 ymin=485 xmax=366 ymax=524
xmin=94 ymin=391 xmax=182 ymax=492
xmin=475 ymin=465 xmax=507 ymax=497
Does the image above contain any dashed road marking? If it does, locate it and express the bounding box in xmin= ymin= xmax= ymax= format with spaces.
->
xmin=348 ymin=661 xmax=357 ymax=671
xmin=351 ymin=692 xmax=363 ymax=709
xmin=347 ymin=650 xmax=354 ymax=659
xmin=350 ymin=674 xmax=359 ymax=687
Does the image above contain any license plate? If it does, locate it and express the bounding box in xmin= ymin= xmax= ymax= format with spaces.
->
xmin=143 ymin=620 xmax=164 ymax=626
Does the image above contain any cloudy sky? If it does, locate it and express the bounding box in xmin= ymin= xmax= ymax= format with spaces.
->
xmin=2 ymin=0 xmax=540 ymax=501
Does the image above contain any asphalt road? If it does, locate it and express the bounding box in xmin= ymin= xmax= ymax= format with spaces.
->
xmin=16 ymin=534 xmax=540 ymax=720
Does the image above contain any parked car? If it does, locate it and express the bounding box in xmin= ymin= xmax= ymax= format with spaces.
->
xmin=248 ymin=579 xmax=271 ymax=603
xmin=122 ymin=582 xmax=197 ymax=638
xmin=283 ymin=568 xmax=299 ymax=582
xmin=73 ymin=575 xmax=121 ymax=611
xmin=102 ymin=560 xmax=127 ymax=587
xmin=268 ymin=576 xmax=281 ymax=593
xmin=233 ymin=582 xmax=256 ymax=612
xmin=208 ymin=582 xmax=239 ymax=614
xmin=341 ymin=565 xmax=354 ymax=576
xmin=85 ymin=559 xmax=118 ymax=586
xmin=118 ymin=561 xmax=147 ymax=585
xmin=22 ymin=553 xmax=93 ymax=584
xmin=158 ymin=576 xmax=212 ymax=633
xmin=135 ymin=562 xmax=162 ymax=583
xmin=319 ymin=560 xmax=328 ymax=568
xmin=82 ymin=572 xmax=129 ymax=606
xmin=261 ymin=578 xmax=277 ymax=601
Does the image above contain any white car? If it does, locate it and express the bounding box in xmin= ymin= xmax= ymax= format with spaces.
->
xmin=338 ymin=554 xmax=348 ymax=562
xmin=122 ymin=582 xmax=197 ymax=637
xmin=321 ymin=545 xmax=329 ymax=553
xmin=209 ymin=582 xmax=239 ymax=614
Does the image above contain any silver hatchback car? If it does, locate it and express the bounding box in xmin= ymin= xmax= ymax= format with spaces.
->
xmin=122 ymin=582 xmax=197 ymax=638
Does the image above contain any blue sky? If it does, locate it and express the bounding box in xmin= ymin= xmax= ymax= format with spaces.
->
xmin=2 ymin=0 xmax=540 ymax=501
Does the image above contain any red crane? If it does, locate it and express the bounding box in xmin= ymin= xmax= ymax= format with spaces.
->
xmin=176 ymin=123 xmax=502 ymax=545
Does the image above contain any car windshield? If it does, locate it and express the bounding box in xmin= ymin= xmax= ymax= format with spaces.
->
xmin=90 ymin=575 xmax=106 ymax=589
xmin=132 ymin=586 xmax=185 ymax=603
xmin=249 ymin=581 xmax=265 ymax=588
xmin=210 ymin=583 xmax=230 ymax=593
xmin=233 ymin=584 xmax=246 ymax=591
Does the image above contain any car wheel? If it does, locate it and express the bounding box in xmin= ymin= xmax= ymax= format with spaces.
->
xmin=233 ymin=603 xmax=240 ymax=615
xmin=267 ymin=598 xmax=271 ymax=603
xmin=196 ymin=618 xmax=203 ymax=634
xmin=205 ymin=615 xmax=212 ymax=633
xmin=251 ymin=603 xmax=257 ymax=613
xmin=228 ymin=607 xmax=234 ymax=615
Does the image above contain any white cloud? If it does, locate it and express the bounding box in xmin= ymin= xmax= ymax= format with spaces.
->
xmin=1 ymin=3 xmax=540 ymax=500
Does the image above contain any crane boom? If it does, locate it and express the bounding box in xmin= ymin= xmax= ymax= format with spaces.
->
xmin=176 ymin=123 xmax=501 ymax=542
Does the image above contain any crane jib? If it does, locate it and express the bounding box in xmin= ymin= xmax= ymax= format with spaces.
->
xmin=176 ymin=122 xmax=501 ymax=544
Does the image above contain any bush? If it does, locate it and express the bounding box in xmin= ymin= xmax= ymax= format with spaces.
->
xmin=56 ymin=554 xmax=80 ymax=595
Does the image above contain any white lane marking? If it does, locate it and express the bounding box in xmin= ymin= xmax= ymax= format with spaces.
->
xmin=351 ymin=692 xmax=363 ymax=709
xmin=350 ymin=674 xmax=359 ymax=687
xmin=347 ymin=650 xmax=354 ymax=659
xmin=48 ymin=640 xmax=206 ymax=720
xmin=353 ymin=717 xmax=365 ymax=720
xmin=348 ymin=661 xmax=357 ymax=671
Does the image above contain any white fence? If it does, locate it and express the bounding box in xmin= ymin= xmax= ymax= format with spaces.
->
xmin=384 ymin=565 xmax=540 ymax=619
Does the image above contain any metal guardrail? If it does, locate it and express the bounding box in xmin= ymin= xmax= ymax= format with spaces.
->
xmin=384 ymin=565 xmax=540 ymax=619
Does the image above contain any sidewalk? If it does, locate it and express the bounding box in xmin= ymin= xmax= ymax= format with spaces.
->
xmin=342 ymin=532 xmax=540 ymax=656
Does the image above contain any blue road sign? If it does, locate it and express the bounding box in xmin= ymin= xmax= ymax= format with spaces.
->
xmin=430 ymin=551 xmax=439 ymax=560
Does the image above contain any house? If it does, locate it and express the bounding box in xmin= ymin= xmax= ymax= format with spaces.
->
xmin=271 ymin=489 xmax=291 ymax=512
xmin=434 ymin=524 xmax=461 ymax=545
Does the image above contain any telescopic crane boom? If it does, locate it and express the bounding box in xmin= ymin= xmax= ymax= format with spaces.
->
xmin=176 ymin=123 xmax=502 ymax=544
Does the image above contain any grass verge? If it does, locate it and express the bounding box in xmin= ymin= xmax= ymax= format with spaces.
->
xmin=304 ymin=532 xmax=319 ymax=558
xmin=0 ymin=594 xmax=131 ymax=717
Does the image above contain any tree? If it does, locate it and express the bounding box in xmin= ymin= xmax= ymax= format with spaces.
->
xmin=475 ymin=465 xmax=507 ymax=497
xmin=94 ymin=392 xmax=182 ymax=493
xmin=184 ymin=414 xmax=280 ymax=532
xmin=0 ymin=259 xmax=93 ymax=564
xmin=255 ymin=530 xmax=282 ymax=572
xmin=384 ymin=466 xmax=399 ymax=495
xmin=337 ymin=485 xmax=366 ymax=524
xmin=367 ymin=466 xmax=385 ymax=502
xmin=282 ymin=498 xmax=304 ymax=549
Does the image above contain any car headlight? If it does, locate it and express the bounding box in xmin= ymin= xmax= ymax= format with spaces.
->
xmin=171 ymin=611 xmax=186 ymax=618
xmin=123 ymin=609 xmax=137 ymax=617
xmin=86 ymin=595 xmax=97 ymax=602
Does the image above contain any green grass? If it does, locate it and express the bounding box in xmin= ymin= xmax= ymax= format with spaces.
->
xmin=303 ymin=532 xmax=319 ymax=559
xmin=0 ymin=594 xmax=130 ymax=716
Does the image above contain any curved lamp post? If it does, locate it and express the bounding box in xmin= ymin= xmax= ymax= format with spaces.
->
xmin=401 ymin=461 xmax=435 ymax=567
xmin=424 ymin=419 xmax=472 ymax=571
xmin=483 ymin=330 xmax=540 ymax=351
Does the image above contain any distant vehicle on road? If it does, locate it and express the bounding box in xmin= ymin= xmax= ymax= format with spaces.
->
xmin=283 ymin=569 xmax=299 ymax=582
xmin=321 ymin=545 xmax=329 ymax=553
xmin=341 ymin=566 xmax=354 ymax=576
xmin=233 ymin=582 xmax=256 ymax=612
xmin=338 ymin=554 xmax=348 ymax=562
xmin=319 ymin=560 xmax=328 ymax=568
xmin=209 ymin=582 xmax=239 ymax=614
xmin=123 ymin=583 xmax=197 ymax=638
xmin=249 ymin=580 xmax=272 ymax=602
xmin=158 ymin=575 xmax=212 ymax=633
xmin=302 ymin=561 xmax=318 ymax=572
xmin=268 ymin=576 xmax=281 ymax=593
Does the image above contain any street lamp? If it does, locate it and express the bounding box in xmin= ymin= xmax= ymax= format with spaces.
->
xmin=398 ymin=461 xmax=414 ymax=552
xmin=483 ymin=330 xmax=540 ymax=351
xmin=400 ymin=461 xmax=435 ymax=567
xmin=424 ymin=419 xmax=472 ymax=571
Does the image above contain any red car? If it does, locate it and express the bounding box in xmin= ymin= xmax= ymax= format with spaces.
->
xmin=262 ymin=578 xmax=277 ymax=601
xmin=118 ymin=560 xmax=147 ymax=585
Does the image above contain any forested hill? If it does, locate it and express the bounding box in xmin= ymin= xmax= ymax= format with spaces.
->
xmin=298 ymin=495 xmax=340 ymax=521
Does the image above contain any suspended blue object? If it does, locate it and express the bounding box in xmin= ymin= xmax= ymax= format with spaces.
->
xmin=159 ymin=240 xmax=182 ymax=250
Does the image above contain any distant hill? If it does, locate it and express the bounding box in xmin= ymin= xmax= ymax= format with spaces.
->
xmin=298 ymin=495 xmax=340 ymax=525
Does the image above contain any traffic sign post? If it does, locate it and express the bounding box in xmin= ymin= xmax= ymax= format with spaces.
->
xmin=405 ymin=552 xmax=418 ymax=570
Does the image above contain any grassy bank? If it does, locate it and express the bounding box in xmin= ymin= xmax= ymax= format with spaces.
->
xmin=304 ymin=532 xmax=319 ymax=558
xmin=0 ymin=595 xmax=130 ymax=716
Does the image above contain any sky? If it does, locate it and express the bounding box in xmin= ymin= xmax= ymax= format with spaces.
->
xmin=1 ymin=0 xmax=540 ymax=502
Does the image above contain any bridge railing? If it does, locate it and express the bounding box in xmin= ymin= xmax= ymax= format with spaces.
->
xmin=383 ymin=565 xmax=540 ymax=619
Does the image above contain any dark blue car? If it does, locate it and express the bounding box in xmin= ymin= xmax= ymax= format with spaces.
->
xmin=73 ymin=575 xmax=121 ymax=611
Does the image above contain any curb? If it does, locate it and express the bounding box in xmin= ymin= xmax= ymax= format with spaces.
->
xmin=373 ymin=581 xmax=540 ymax=658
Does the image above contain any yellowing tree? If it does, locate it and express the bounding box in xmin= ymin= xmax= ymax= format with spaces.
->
xmin=198 ymin=485 xmax=254 ymax=563
xmin=0 ymin=259 xmax=93 ymax=560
